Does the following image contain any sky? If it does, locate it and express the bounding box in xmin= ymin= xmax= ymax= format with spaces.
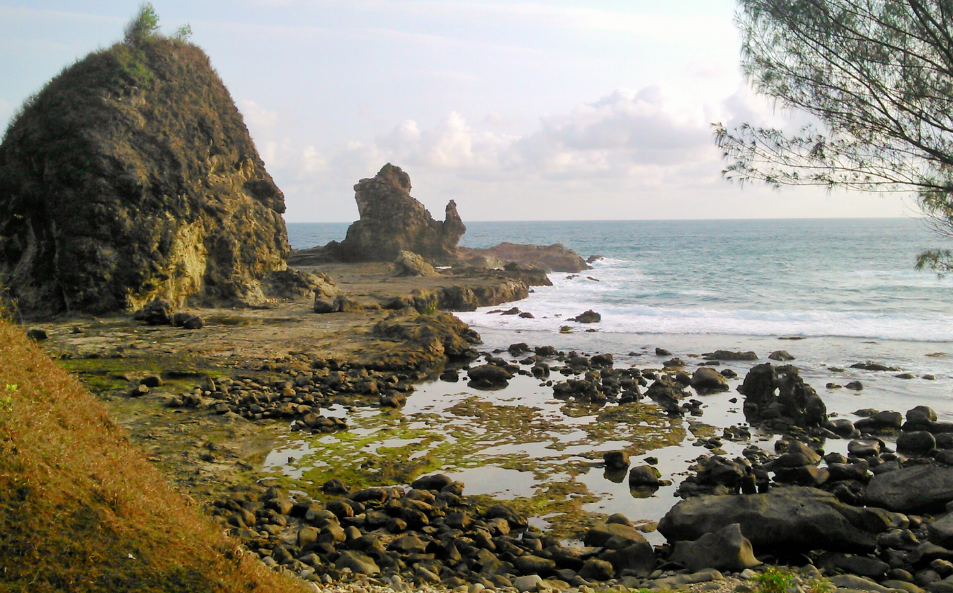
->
xmin=0 ymin=1 xmax=917 ymax=223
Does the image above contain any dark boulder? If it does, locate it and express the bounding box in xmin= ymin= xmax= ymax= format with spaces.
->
xmin=669 ymin=523 xmax=760 ymax=573
xmin=570 ymin=310 xmax=601 ymax=324
xmin=690 ymin=367 xmax=729 ymax=392
xmin=658 ymin=486 xmax=881 ymax=552
xmin=866 ymin=464 xmax=953 ymax=513
xmin=898 ymin=432 xmax=937 ymax=456
xmin=467 ymin=365 xmax=513 ymax=389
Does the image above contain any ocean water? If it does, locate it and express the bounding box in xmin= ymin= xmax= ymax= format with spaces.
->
xmin=288 ymin=218 xmax=953 ymax=342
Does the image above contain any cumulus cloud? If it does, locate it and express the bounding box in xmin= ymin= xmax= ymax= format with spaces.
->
xmin=252 ymin=84 xmax=855 ymax=221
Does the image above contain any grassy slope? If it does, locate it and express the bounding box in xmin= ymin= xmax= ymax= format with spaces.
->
xmin=0 ymin=318 xmax=307 ymax=593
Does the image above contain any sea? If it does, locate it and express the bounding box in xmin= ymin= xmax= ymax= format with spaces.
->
xmin=282 ymin=218 xmax=953 ymax=535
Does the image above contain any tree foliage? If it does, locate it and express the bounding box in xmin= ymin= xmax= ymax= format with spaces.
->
xmin=124 ymin=3 xmax=161 ymax=47
xmin=714 ymin=0 xmax=953 ymax=272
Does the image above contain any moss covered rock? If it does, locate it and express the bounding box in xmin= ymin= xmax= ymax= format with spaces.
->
xmin=0 ymin=36 xmax=289 ymax=315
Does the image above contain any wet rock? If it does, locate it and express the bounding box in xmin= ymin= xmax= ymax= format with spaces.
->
xmin=411 ymin=474 xmax=453 ymax=491
xmin=645 ymin=376 xmax=686 ymax=416
xmin=856 ymin=411 xmax=903 ymax=433
xmin=908 ymin=406 xmax=940 ymax=428
xmin=569 ymin=310 xmax=601 ymax=324
xmin=898 ymin=432 xmax=938 ymax=456
xmin=768 ymin=350 xmax=795 ymax=361
xmin=601 ymin=542 xmax=656 ymax=577
xmin=704 ymin=350 xmax=759 ymax=361
xmin=508 ymin=343 xmax=531 ymax=355
xmin=669 ymin=523 xmax=760 ymax=573
xmin=852 ymin=362 xmax=901 ymax=372
xmin=659 ymin=486 xmax=880 ymax=552
xmin=849 ymin=439 xmax=882 ymax=457
xmin=439 ymin=369 xmax=459 ymax=382
xmin=655 ymin=348 xmax=672 ymax=356
xmin=467 ymin=364 xmax=513 ymax=389
xmin=690 ymin=368 xmax=729 ymax=392
xmin=845 ymin=381 xmax=865 ymax=391
xmin=628 ymin=465 xmax=661 ymax=487
xmin=604 ymin=451 xmax=631 ymax=471
xmin=696 ymin=456 xmax=748 ymax=489
xmin=867 ymin=464 xmax=953 ymax=513
xmin=459 ymin=242 xmax=589 ymax=273
xmin=826 ymin=418 xmax=858 ymax=437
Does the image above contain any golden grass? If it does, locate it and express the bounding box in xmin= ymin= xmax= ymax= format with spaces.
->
xmin=0 ymin=317 xmax=308 ymax=593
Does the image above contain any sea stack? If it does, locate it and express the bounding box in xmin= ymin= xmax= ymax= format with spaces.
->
xmin=333 ymin=163 xmax=466 ymax=262
xmin=0 ymin=36 xmax=289 ymax=315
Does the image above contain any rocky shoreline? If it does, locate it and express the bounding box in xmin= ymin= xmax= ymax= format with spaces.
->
xmin=23 ymin=262 xmax=953 ymax=593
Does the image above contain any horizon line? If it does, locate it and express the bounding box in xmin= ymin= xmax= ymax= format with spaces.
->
xmin=286 ymin=215 xmax=923 ymax=224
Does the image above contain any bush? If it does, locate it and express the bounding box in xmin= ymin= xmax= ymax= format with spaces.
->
xmin=124 ymin=3 xmax=161 ymax=47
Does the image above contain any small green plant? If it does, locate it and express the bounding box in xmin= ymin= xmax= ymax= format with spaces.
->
xmin=0 ymin=384 xmax=17 ymax=410
xmin=805 ymin=578 xmax=835 ymax=593
xmin=422 ymin=300 xmax=439 ymax=315
xmin=124 ymin=3 xmax=161 ymax=47
xmin=171 ymin=23 xmax=193 ymax=42
xmin=755 ymin=567 xmax=798 ymax=593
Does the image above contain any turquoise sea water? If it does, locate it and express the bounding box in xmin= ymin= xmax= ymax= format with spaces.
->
xmin=288 ymin=218 xmax=953 ymax=342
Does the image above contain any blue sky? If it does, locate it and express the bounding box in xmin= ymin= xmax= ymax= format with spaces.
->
xmin=0 ymin=1 xmax=913 ymax=222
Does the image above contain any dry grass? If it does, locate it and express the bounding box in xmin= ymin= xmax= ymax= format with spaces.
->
xmin=0 ymin=317 xmax=308 ymax=593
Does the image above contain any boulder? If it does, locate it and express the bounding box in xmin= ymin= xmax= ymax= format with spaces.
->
xmin=768 ymin=350 xmax=795 ymax=361
xmin=335 ymin=550 xmax=380 ymax=576
xmin=669 ymin=523 xmax=760 ymax=573
xmin=603 ymin=451 xmax=630 ymax=471
xmin=658 ymin=486 xmax=880 ymax=552
xmin=393 ymin=251 xmax=439 ymax=277
xmin=928 ymin=514 xmax=953 ymax=548
xmin=133 ymin=299 xmax=174 ymax=326
xmin=628 ymin=465 xmax=661 ymax=487
xmin=332 ymin=164 xmax=465 ymax=261
xmin=570 ymin=310 xmax=601 ymax=324
xmin=467 ymin=365 xmax=513 ymax=389
xmin=690 ymin=368 xmax=729 ymax=392
xmin=898 ymin=431 xmax=937 ymax=456
xmin=0 ymin=38 xmax=289 ymax=315
xmin=776 ymin=368 xmax=827 ymax=427
xmin=866 ymin=465 xmax=953 ymax=513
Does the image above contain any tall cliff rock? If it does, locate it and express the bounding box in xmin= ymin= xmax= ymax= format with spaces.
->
xmin=335 ymin=164 xmax=465 ymax=262
xmin=0 ymin=37 xmax=289 ymax=315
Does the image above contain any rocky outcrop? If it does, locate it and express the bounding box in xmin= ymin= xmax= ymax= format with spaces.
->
xmin=458 ymin=242 xmax=590 ymax=273
xmin=0 ymin=37 xmax=289 ymax=315
xmin=330 ymin=164 xmax=464 ymax=262
xmin=739 ymin=364 xmax=827 ymax=429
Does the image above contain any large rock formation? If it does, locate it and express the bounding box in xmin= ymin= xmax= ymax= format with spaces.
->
xmin=0 ymin=36 xmax=289 ymax=315
xmin=331 ymin=164 xmax=465 ymax=262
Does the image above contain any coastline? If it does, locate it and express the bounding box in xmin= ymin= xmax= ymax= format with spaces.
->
xmin=26 ymin=257 xmax=953 ymax=593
